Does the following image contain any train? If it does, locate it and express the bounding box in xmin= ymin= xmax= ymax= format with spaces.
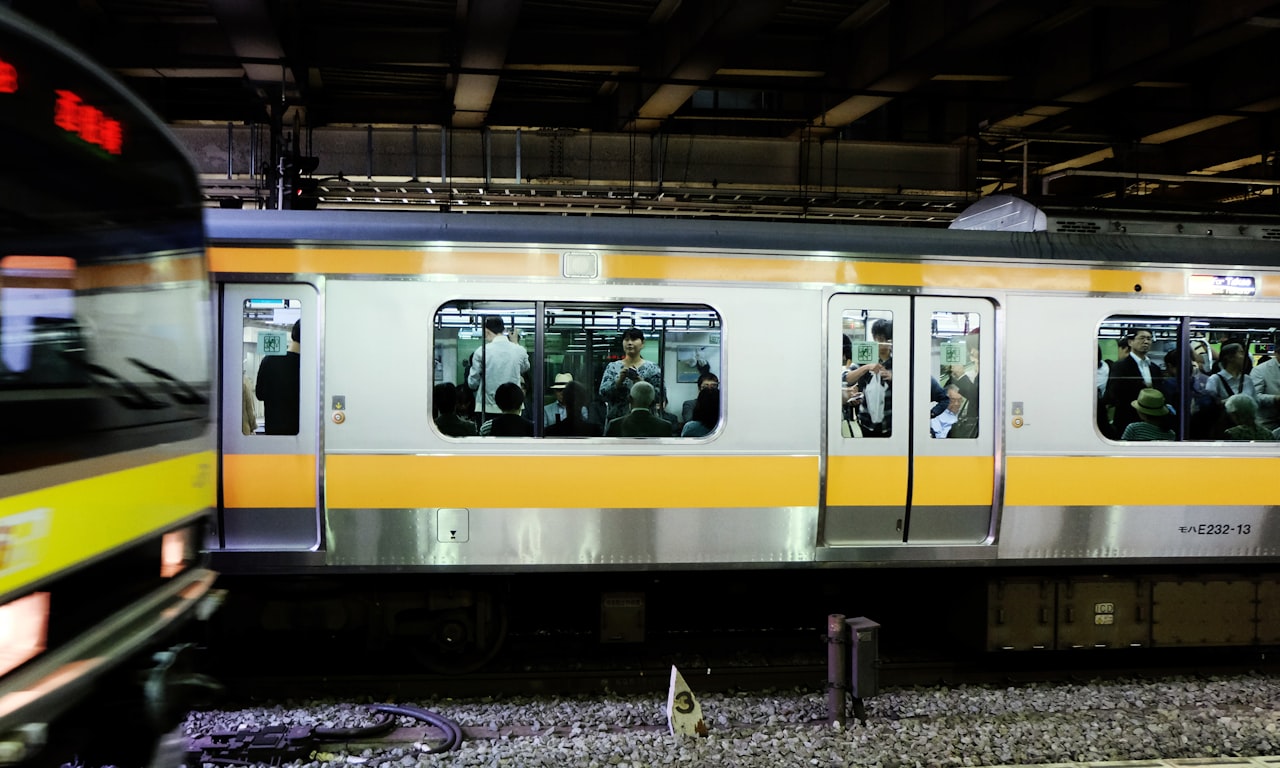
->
xmin=0 ymin=8 xmax=217 ymax=765
xmin=201 ymin=206 xmax=1280 ymax=667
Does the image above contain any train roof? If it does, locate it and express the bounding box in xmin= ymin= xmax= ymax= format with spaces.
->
xmin=205 ymin=209 xmax=1280 ymax=270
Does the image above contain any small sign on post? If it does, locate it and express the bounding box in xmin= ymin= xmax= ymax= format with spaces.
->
xmin=665 ymin=666 xmax=708 ymax=737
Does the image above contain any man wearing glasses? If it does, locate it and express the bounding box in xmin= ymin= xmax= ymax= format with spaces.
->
xmin=1105 ymin=329 xmax=1165 ymax=438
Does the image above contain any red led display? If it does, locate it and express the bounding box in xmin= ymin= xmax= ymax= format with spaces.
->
xmin=0 ymin=56 xmax=122 ymax=154
xmin=54 ymin=89 xmax=123 ymax=155
xmin=0 ymin=57 xmax=16 ymax=93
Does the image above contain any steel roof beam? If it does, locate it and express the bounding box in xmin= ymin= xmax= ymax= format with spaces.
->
xmin=620 ymin=0 xmax=790 ymax=133
xmin=799 ymin=0 xmax=1057 ymax=139
xmin=452 ymin=0 xmax=524 ymax=128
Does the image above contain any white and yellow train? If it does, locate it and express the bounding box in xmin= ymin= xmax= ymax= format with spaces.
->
xmin=204 ymin=208 xmax=1280 ymax=657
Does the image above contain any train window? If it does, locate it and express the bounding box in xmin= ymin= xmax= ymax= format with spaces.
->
xmin=839 ymin=309 xmax=894 ymax=437
xmin=241 ymin=298 xmax=303 ymax=435
xmin=1098 ymin=316 xmax=1280 ymax=442
xmin=433 ymin=301 xmax=721 ymax=438
xmin=433 ymin=302 xmax=535 ymax=437
xmin=929 ymin=311 xmax=981 ymax=439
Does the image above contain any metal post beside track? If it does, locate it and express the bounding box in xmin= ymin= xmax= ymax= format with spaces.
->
xmin=826 ymin=614 xmax=847 ymax=726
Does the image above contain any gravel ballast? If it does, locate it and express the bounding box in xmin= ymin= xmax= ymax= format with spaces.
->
xmin=181 ymin=673 xmax=1280 ymax=767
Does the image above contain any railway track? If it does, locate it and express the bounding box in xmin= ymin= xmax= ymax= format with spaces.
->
xmin=209 ymin=646 xmax=1280 ymax=701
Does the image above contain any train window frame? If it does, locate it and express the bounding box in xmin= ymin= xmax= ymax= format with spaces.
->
xmin=1097 ymin=315 xmax=1280 ymax=443
xmin=927 ymin=309 xmax=982 ymax=440
xmin=431 ymin=300 xmax=723 ymax=440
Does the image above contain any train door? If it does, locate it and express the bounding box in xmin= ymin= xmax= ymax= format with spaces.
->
xmin=823 ymin=296 xmax=910 ymax=545
xmin=217 ymin=283 xmax=321 ymax=550
xmin=906 ymin=297 xmax=996 ymax=544
xmin=820 ymin=295 xmax=996 ymax=553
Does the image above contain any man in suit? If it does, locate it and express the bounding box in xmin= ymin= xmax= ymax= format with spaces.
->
xmin=605 ymin=381 xmax=673 ymax=437
xmin=1106 ymin=328 xmax=1163 ymax=437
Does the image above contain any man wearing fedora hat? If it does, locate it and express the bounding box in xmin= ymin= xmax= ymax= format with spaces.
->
xmin=1120 ymin=388 xmax=1174 ymax=441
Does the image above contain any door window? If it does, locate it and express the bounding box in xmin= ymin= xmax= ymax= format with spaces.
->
xmin=838 ymin=309 xmax=894 ymax=438
xmin=242 ymin=298 xmax=303 ymax=436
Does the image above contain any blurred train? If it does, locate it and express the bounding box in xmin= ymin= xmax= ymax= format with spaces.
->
xmin=0 ymin=8 xmax=216 ymax=764
xmin=204 ymin=206 xmax=1280 ymax=665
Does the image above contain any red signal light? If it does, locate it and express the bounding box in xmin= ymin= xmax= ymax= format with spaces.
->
xmin=0 ymin=58 xmax=16 ymax=93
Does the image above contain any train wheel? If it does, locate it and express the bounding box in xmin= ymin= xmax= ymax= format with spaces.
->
xmin=397 ymin=589 xmax=510 ymax=674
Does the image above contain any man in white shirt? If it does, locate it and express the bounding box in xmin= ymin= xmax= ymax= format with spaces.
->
xmin=467 ymin=316 xmax=530 ymax=418
xmin=930 ymin=384 xmax=966 ymax=438
xmin=1250 ymin=349 xmax=1280 ymax=431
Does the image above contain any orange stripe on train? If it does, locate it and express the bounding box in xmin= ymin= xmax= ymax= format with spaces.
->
xmin=208 ymin=245 xmax=1206 ymax=296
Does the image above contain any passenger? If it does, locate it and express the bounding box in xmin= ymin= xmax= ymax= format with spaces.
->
xmin=1105 ymin=328 xmax=1162 ymax=437
xmin=929 ymin=384 xmax=968 ymax=438
xmin=1212 ymin=336 xmax=1252 ymax=375
xmin=600 ymin=327 xmax=662 ymax=421
xmin=1205 ymin=342 xmax=1255 ymax=405
xmin=455 ymin=385 xmax=476 ymax=422
xmin=466 ymin=316 xmax=530 ymax=421
xmin=843 ymin=319 xmax=893 ymax=437
xmin=241 ymin=377 xmax=256 ymax=435
xmin=1096 ymin=346 xmax=1113 ymax=438
xmin=255 ymin=319 xmax=301 ymax=435
xmin=545 ymin=381 xmax=603 ymax=437
xmin=947 ymin=331 xmax=980 ymax=426
xmin=480 ymin=381 xmax=533 ymax=437
xmin=1115 ymin=334 xmax=1131 ymax=365
xmin=545 ymin=372 xmax=588 ymax=425
xmin=1161 ymin=346 xmax=1212 ymax=438
xmin=681 ymin=371 xmax=719 ymax=425
xmin=433 ymin=382 xmax=478 ymax=437
xmin=1100 ymin=334 xmax=1130 ymax=437
xmin=839 ymin=336 xmax=863 ymax=437
xmin=680 ymin=387 xmax=720 ymax=437
xmin=1191 ymin=339 xmax=1212 ymax=373
xmin=1222 ymin=393 xmax=1275 ymax=441
xmin=653 ymin=392 xmax=680 ymax=435
xmin=1120 ymin=388 xmax=1174 ymax=441
xmin=604 ymin=380 xmax=672 ymax=437
xmin=1096 ymin=346 xmax=1110 ymax=401
xmin=929 ymin=377 xmax=949 ymax=418
xmin=1248 ymin=344 xmax=1280 ymax=431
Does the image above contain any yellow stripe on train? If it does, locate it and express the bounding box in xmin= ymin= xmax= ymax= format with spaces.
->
xmin=325 ymin=454 xmax=820 ymax=509
xmin=221 ymin=452 xmax=1280 ymax=513
xmin=1005 ymin=456 xmax=1280 ymax=507
xmin=222 ymin=454 xmax=317 ymax=508
xmin=0 ymin=452 xmax=214 ymax=598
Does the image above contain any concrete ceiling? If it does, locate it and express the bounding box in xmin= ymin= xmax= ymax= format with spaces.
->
xmin=15 ymin=0 xmax=1280 ymax=218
